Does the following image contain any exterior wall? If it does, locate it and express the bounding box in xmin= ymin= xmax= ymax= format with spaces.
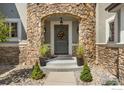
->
xmin=27 ymin=3 xmax=96 ymax=64
xmin=72 ymin=21 xmax=79 ymax=43
xmin=96 ymin=45 xmax=118 ymax=75
xmin=0 ymin=42 xmax=28 ymax=65
xmin=15 ymin=3 xmax=27 ymax=40
xmin=0 ymin=3 xmax=28 ymax=65
xmin=118 ymin=48 xmax=124 ymax=84
xmin=120 ymin=7 xmax=124 ymax=43
xmin=72 ymin=45 xmax=78 ymax=56
xmin=96 ymin=45 xmax=124 ymax=84
xmin=96 ymin=3 xmax=116 ymax=43
xmin=0 ymin=46 xmax=20 ymax=65
xmin=44 ymin=21 xmax=50 ymax=44
xmin=96 ymin=4 xmax=124 ymax=84
xmin=0 ymin=3 xmax=27 ymax=40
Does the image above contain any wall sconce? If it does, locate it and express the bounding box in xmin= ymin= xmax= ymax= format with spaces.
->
xmin=60 ymin=17 xmax=63 ymax=24
xmin=36 ymin=3 xmax=39 ymax=5
xmin=44 ymin=27 xmax=46 ymax=33
xmin=77 ymin=26 xmax=79 ymax=34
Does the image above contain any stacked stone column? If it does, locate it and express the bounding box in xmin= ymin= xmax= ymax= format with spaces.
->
xmin=27 ymin=4 xmax=43 ymax=65
xmin=79 ymin=4 xmax=96 ymax=63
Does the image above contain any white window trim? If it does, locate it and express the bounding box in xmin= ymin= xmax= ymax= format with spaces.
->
xmin=105 ymin=15 xmax=118 ymax=43
xmin=5 ymin=18 xmax=21 ymax=42
xmin=50 ymin=21 xmax=72 ymax=55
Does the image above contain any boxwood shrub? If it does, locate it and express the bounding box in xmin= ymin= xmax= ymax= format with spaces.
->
xmin=80 ymin=62 xmax=93 ymax=82
xmin=31 ymin=62 xmax=45 ymax=80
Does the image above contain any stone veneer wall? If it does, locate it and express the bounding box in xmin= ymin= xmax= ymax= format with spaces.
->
xmin=27 ymin=3 xmax=96 ymax=64
xmin=96 ymin=45 xmax=124 ymax=84
xmin=118 ymin=48 xmax=124 ymax=84
xmin=0 ymin=44 xmax=28 ymax=65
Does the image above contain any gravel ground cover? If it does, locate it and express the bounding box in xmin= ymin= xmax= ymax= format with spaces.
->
xmin=0 ymin=65 xmax=48 ymax=85
xmin=74 ymin=64 xmax=119 ymax=85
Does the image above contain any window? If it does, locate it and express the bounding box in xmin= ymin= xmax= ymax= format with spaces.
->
xmin=5 ymin=18 xmax=21 ymax=42
xmin=106 ymin=15 xmax=118 ymax=43
xmin=6 ymin=22 xmax=18 ymax=38
xmin=109 ymin=21 xmax=114 ymax=42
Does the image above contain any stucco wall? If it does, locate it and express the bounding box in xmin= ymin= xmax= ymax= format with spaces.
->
xmin=0 ymin=3 xmax=27 ymax=40
xmin=96 ymin=3 xmax=116 ymax=43
xmin=15 ymin=3 xmax=27 ymax=40
xmin=120 ymin=7 xmax=124 ymax=43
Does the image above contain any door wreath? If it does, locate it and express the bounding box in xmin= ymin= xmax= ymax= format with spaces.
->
xmin=57 ymin=31 xmax=65 ymax=40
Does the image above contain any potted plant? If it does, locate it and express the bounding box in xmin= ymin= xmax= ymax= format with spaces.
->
xmin=39 ymin=44 xmax=50 ymax=66
xmin=76 ymin=45 xmax=84 ymax=66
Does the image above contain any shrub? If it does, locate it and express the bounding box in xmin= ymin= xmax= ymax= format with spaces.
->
xmin=31 ymin=62 xmax=45 ymax=80
xmin=0 ymin=12 xmax=11 ymax=42
xmin=104 ymin=80 xmax=118 ymax=85
xmin=40 ymin=44 xmax=50 ymax=58
xmin=80 ymin=62 xmax=93 ymax=82
xmin=76 ymin=45 xmax=84 ymax=58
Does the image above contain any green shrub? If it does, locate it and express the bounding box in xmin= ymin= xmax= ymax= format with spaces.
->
xmin=0 ymin=12 xmax=11 ymax=42
xmin=40 ymin=44 xmax=50 ymax=58
xmin=80 ymin=62 xmax=93 ymax=82
xmin=104 ymin=80 xmax=118 ymax=85
xmin=31 ymin=62 xmax=45 ymax=80
xmin=76 ymin=45 xmax=84 ymax=58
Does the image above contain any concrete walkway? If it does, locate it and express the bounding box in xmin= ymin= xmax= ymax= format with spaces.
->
xmin=44 ymin=72 xmax=77 ymax=85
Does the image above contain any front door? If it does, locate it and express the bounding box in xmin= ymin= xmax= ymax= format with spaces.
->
xmin=54 ymin=25 xmax=68 ymax=55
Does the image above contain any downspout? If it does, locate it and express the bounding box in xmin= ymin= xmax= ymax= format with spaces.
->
xmin=117 ymin=48 xmax=120 ymax=81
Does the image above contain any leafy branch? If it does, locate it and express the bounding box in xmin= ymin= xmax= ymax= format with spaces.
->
xmin=0 ymin=12 xmax=11 ymax=42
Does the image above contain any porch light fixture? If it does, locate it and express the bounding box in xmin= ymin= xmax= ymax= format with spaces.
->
xmin=60 ymin=17 xmax=63 ymax=24
xmin=44 ymin=27 xmax=46 ymax=32
xmin=77 ymin=26 xmax=79 ymax=34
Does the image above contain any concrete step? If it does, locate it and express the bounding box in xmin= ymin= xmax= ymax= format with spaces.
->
xmin=41 ymin=56 xmax=82 ymax=72
xmin=41 ymin=66 xmax=82 ymax=72
xmin=46 ymin=61 xmax=77 ymax=66
xmin=46 ymin=57 xmax=77 ymax=66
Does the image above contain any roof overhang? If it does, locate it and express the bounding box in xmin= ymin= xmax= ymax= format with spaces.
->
xmin=105 ymin=3 xmax=124 ymax=12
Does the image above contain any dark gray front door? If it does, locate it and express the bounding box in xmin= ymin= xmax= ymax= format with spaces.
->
xmin=54 ymin=25 xmax=68 ymax=55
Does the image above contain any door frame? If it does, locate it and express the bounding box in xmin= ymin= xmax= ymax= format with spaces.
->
xmin=50 ymin=21 xmax=72 ymax=55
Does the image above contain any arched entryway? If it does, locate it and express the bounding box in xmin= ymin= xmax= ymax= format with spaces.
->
xmin=27 ymin=3 xmax=96 ymax=65
xmin=42 ymin=14 xmax=80 ymax=55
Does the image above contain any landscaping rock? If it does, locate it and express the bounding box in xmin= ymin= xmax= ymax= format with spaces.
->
xmin=0 ymin=65 xmax=47 ymax=85
xmin=74 ymin=64 xmax=119 ymax=85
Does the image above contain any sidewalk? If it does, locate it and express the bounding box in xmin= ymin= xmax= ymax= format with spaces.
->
xmin=44 ymin=72 xmax=77 ymax=85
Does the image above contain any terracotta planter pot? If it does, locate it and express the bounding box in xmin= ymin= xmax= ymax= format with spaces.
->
xmin=76 ymin=57 xmax=84 ymax=66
